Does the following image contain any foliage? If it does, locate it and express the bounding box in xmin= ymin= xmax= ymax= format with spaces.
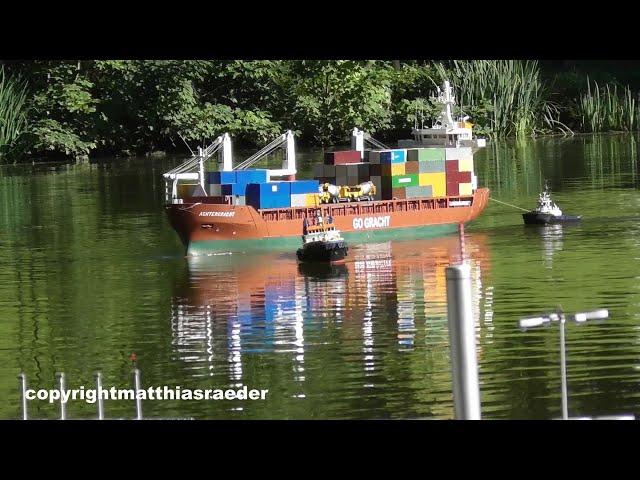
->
xmin=576 ymin=78 xmax=638 ymax=132
xmin=3 ymin=60 xmax=640 ymax=162
xmin=431 ymin=60 xmax=571 ymax=138
xmin=0 ymin=67 xmax=28 ymax=159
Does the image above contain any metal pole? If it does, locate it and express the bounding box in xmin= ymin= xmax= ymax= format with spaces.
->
xmin=559 ymin=314 xmax=569 ymax=420
xmin=445 ymin=263 xmax=481 ymax=419
xmin=18 ymin=373 xmax=28 ymax=420
xmin=133 ymin=368 xmax=143 ymax=420
xmin=56 ymin=372 xmax=66 ymax=420
xmin=95 ymin=372 xmax=104 ymax=420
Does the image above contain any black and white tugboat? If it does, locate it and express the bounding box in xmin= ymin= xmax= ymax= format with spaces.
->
xmin=523 ymin=183 xmax=581 ymax=225
xmin=297 ymin=213 xmax=348 ymax=263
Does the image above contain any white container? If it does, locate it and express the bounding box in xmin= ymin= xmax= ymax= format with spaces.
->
xmin=291 ymin=193 xmax=307 ymax=207
xmin=445 ymin=147 xmax=473 ymax=160
xmin=208 ymin=184 xmax=222 ymax=196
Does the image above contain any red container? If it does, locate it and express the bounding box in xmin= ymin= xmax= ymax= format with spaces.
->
xmin=391 ymin=187 xmax=407 ymax=199
xmin=446 ymin=181 xmax=460 ymax=196
xmin=324 ymin=150 xmax=362 ymax=165
xmin=446 ymin=159 xmax=459 ymax=174
xmin=405 ymin=161 xmax=420 ymax=174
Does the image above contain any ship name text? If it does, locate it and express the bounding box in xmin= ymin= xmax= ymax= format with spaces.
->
xmin=352 ymin=216 xmax=391 ymax=230
xmin=199 ymin=211 xmax=236 ymax=217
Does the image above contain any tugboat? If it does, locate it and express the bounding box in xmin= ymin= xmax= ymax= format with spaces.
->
xmin=297 ymin=213 xmax=348 ymax=263
xmin=523 ymin=182 xmax=581 ymax=225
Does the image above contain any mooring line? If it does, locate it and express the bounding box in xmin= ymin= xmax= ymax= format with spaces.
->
xmin=489 ymin=197 xmax=530 ymax=212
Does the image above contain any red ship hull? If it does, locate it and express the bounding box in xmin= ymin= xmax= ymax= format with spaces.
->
xmin=166 ymin=188 xmax=490 ymax=252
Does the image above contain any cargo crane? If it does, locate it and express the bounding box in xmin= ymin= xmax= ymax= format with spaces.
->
xmin=351 ymin=127 xmax=391 ymax=159
xmin=234 ymin=130 xmax=296 ymax=181
xmin=163 ymin=133 xmax=232 ymax=203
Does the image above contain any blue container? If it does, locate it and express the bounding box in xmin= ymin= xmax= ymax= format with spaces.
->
xmin=246 ymin=182 xmax=291 ymax=210
xmin=379 ymin=150 xmax=406 ymax=164
xmin=289 ymin=179 xmax=320 ymax=194
xmin=221 ymin=183 xmax=248 ymax=196
xmin=235 ymin=169 xmax=269 ymax=184
xmin=208 ymin=171 xmax=236 ymax=184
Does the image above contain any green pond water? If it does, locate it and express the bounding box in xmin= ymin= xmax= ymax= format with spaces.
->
xmin=1 ymin=134 xmax=640 ymax=420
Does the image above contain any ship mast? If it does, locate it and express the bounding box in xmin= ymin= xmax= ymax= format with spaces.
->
xmin=435 ymin=80 xmax=456 ymax=129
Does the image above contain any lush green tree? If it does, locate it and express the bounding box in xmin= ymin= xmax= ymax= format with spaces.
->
xmin=275 ymin=60 xmax=394 ymax=147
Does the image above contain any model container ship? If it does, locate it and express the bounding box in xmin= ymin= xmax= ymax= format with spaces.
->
xmin=164 ymin=81 xmax=490 ymax=254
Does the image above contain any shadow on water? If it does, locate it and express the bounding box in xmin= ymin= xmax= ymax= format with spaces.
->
xmin=297 ymin=262 xmax=349 ymax=279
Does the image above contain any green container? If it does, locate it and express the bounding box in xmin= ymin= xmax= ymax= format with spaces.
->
xmin=391 ymin=174 xmax=419 ymax=188
xmin=407 ymin=148 xmax=446 ymax=162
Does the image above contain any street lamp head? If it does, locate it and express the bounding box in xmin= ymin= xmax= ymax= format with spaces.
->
xmin=519 ymin=309 xmax=608 ymax=329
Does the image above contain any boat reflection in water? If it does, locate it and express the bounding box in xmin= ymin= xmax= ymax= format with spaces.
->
xmin=170 ymin=233 xmax=491 ymax=401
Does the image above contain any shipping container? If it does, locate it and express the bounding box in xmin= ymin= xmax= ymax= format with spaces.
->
xmin=290 ymin=193 xmax=307 ymax=207
xmin=324 ymin=164 xmax=336 ymax=178
xmin=379 ymin=149 xmax=407 ymax=164
xmin=446 ymin=181 xmax=459 ymax=197
xmin=347 ymin=175 xmax=360 ymax=186
xmin=381 ymin=163 xmax=406 ymax=177
xmin=418 ymin=173 xmax=447 ymax=197
xmin=405 ymin=185 xmax=433 ymax=198
xmin=221 ymin=183 xmax=248 ymax=196
xmin=445 ymin=159 xmax=459 ymax=174
xmin=324 ymin=150 xmax=361 ymax=165
xmin=407 ymin=148 xmax=445 ymax=162
xmin=458 ymin=158 xmax=474 ymax=173
xmin=369 ymin=163 xmax=382 ymax=177
xmin=404 ymin=161 xmax=420 ymax=174
xmin=458 ymin=182 xmax=473 ymax=196
xmin=313 ymin=164 xmax=324 ymax=178
xmin=235 ymin=169 xmax=268 ymax=184
xmin=246 ymin=182 xmax=292 ymax=210
xmin=289 ymin=179 xmax=320 ymax=194
xmin=391 ymin=187 xmax=407 ymax=199
xmin=391 ymin=174 xmax=419 ymax=188
xmin=419 ymin=160 xmax=446 ymax=174
xmin=445 ymin=147 xmax=473 ymax=161
xmin=357 ymin=163 xmax=370 ymax=179
xmin=369 ymin=151 xmax=381 ymax=164
xmin=208 ymin=171 xmax=236 ymax=184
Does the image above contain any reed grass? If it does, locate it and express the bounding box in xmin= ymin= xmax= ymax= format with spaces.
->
xmin=0 ymin=67 xmax=28 ymax=158
xmin=578 ymin=77 xmax=637 ymax=132
xmin=432 ymin=60 xmax=570 ymax=138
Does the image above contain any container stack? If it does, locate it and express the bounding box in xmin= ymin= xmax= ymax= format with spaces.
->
xmin=289 ymin=180 xmax=321 ymax=207
xmin=444 ymin=147 xmax=474 ymax=196
xmin=206 ymin=169 xmax=322 ymax=209
xmin=310 ymin=146 xmax=476 ymax=200
xmin=314 ymin=163 xmax=371 ymax=187
xmin=324 ymin=150 xmax=362 ymax=165
xmin=246 ymin=182 xmax=292 ymax=209
xmin=207 ymin=169 xmax=269 ymax=205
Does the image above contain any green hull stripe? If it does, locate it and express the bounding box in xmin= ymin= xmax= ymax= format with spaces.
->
xmin=187 ymin=223 xmax=460 ymax=255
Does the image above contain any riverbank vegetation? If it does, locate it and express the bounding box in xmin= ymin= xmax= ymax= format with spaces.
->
xmin=1 ymin=60 xmax=639 ymax=163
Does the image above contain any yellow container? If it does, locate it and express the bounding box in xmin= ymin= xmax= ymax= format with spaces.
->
xmin=418 ymin=173 xmax=446 ymax=197
xmin=305 ymin=193 xmax=319 ymax=206
xmin=458 ymin=158 xmax=474 ymax=173
xmin=458 ymin=182 xmax=473 ymax=196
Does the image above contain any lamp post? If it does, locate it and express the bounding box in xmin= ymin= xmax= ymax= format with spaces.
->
xmin=518 ymin=308 xmax=609 ymax=420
